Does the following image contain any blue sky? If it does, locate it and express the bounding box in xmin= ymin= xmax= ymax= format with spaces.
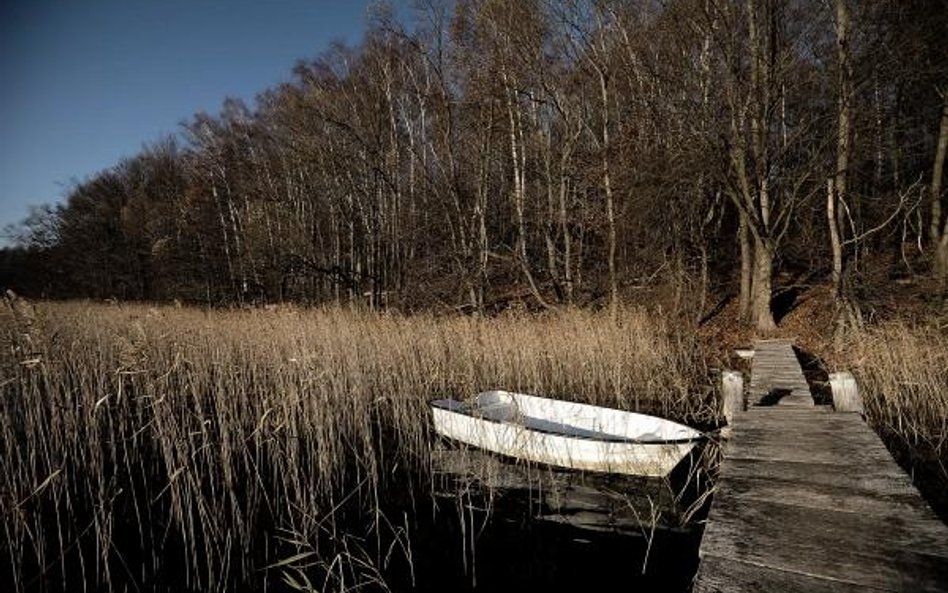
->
xmin=0 ymin=0 xmax=410 ymax=237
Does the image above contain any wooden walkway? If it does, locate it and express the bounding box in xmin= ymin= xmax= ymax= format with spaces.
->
xmin=694 ymin=339 xmax=948 ymax=592
xmin=746 ymin=339 xmax=812 ymax=406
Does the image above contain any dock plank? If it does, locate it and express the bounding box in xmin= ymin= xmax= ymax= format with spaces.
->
xmin=699 ymin=497 xmax=948 ymax=590
xmin=694 ymin=555 xmax=885 ymax=593
xmin=716 ymin=466 xmax=934 ymax=516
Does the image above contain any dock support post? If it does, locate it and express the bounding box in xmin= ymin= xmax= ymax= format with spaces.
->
xmin=829 ymin=371 xmax=863 ymax=414
xmin=722 ymin=371 xmax=744 ymax=436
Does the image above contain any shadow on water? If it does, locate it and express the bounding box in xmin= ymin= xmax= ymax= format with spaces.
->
xmin=402 ymin=441 xmax=719 ymax=593
xmin=404 ymin=503 xmax=703 ymax=593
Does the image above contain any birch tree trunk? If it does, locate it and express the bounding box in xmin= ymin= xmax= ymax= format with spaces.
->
xmin=588 ymin=9 xmax=618 ymax=318
xmin=559 ymin=150 xmax=574 ymax=305
xmin=827 ymin=179 xmax=844 ymax=301
xmin=502 ymin=68 xmax=549 ymax=309
xmin=832 ymin=0 xmax=852 ymax=303
xmin=600 ymin=66 xmax=618 ymax=318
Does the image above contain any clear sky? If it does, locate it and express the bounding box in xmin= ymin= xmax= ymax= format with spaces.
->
xmin=0 ymin=0 xmax=409 ymax=237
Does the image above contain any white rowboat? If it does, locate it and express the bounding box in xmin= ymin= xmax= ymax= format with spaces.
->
xmin=430 ymin=390 xmax=703 ymax=477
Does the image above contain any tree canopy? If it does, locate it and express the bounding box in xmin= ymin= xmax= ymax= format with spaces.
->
xmin=3 ymin=0 xmax=946 ymax=326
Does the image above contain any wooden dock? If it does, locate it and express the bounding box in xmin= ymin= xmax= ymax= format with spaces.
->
xmin=694 ymin=339 xmax=948 ymax=592
xmin=746 ymin=339 xmax=812 ymax=406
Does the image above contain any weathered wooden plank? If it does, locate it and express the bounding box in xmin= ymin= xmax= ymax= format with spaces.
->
xmin=731 ymin=417 xmax=878 ymax=442
xmin=715 ymin=475 xmax=925 ymax=517
xmin=713 ymin=472 xmax=948 ymax=537
xmin=750 ymin=377 xmax=807 ymax=383
xmin=699 ymin=498 xmax=948 ymax=590
xmin=749 ymin=376 xmax=806 ymax=382
xmin=729 ymin=416 xmax=889 ymax=444
xmin=726 ymin=435 xmax=898 ymax=466
xmin=748 ymin=341 xmax=814 ymax=404
xmin=730 ymin=423 xmax=885 ymax=445
xmin=719 ymin=458 xmax=922 ymax=500
xmin=708 ymin=473 xmax=948 ymax=555
xmin=767 ymin=397 xmax=813 ymax=407
xmin=693 ymin=554 xmax=880 ymax=593
xmin=731 ymin=407 xmax=871 ymax=431
xmin=719 ymin=457 xmax=914 ymax=491
xmin=732 ymin=417 xmax=907 ymax=457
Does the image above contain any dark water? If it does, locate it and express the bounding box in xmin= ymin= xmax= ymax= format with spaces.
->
xmin=379 ymin=445 xmax=715 ymax=593
xmin=4 ymin=486 xmax=706 ymax=593
xmin=3 ymin=440 xmax=715 ymax=593
xmin=401 ymin=500 xmax=703 ymax=593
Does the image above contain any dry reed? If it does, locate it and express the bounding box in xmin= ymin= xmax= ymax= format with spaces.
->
xmin=0 ymin=300 xmax=713 ymax=592
xmin=842 ymin=322 xmax=948 ymax=459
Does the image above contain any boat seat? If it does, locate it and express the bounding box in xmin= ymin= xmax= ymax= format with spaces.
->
xmin=476 ymin=401 xmax=519 ymax=422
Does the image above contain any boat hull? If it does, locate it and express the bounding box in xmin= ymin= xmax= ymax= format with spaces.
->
xmin=430 ymin=391 xmax=699 ymax=477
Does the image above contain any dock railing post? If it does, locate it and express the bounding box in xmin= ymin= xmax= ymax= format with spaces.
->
xmin=721 ymin=370 xmax=744 ymax=437
xmin=829 ymin=371 xmax=864 ymax=414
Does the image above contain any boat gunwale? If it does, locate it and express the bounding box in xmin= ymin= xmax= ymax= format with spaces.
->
xmin=429 ymin=399 xmax=706 ymax=446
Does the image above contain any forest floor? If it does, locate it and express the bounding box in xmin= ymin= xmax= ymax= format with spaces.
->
xmin=698 ymin=275 xmax=948 ymax=366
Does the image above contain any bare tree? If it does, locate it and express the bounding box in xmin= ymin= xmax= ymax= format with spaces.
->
xmin=933 ymin=94 xmax=948 ymax=283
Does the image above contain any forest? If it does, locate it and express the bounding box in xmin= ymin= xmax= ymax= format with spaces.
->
xmin=3 ymin=2 xmax=948 ymax=590
xmin=2 ymin=0 xmax=947 ymax=331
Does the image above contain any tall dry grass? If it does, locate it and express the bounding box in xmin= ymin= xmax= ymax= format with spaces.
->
xmin=0 ymin=300 xmax=713 ymax=592
xmin=840 ymin=321 xmax=948 ymax=524
xmin=842 ymin=322 xmax=948 ymax=461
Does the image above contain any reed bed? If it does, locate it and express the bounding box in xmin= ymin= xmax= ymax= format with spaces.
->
xmin=839 ymin=321 xmax=948 ymax=524
xmin=0 ymin=300 xmax=713 ymax=592
xmin=842 ymin=322 xmax=948 ymax=470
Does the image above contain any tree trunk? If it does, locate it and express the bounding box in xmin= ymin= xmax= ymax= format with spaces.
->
xmin=832 ymin=0 xmax=852 ymax=304
xmin=937 ymin=100 xmax=948 ymax=285
xmin=598 ymin=67 xmax=618 ymax=317
xmin=931 ymin=93 xmax=948 ymax=290
xmin=746 ymin=0 xmax=775 ymax=332
xmin=937 ymin=235 xmax=948 ymax=285
xmin=827 ymin=179 xmax=844 ymax=298
xmin=930 ymin=96 xmax=948 ymax=255
xmin=738 ymin=211 xmax=753 ymax=322
xmin=503 ymin=69 xmax=550 ymax=310
xmin=752 ymin=237 xmax=776 ymax=331
xmin=559 ymin=167 xmax=573 ymax=305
